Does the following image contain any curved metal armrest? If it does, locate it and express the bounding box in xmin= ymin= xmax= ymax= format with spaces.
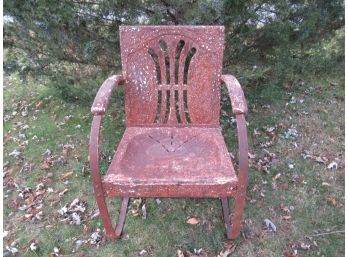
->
xmin=221 ymin=74 xmax=248 ymax=186
xmin=91 ymin=75 xmax=124 ymax=115
xmin=89 ymin=75 xmax=123 ymax=196
xmin=89 ymin=115 xmax=104 ymax=196
xmin=235 ymin=114 xmax=248 ymax=188
xmin=221 ymin=74 xmax=248 ymax=115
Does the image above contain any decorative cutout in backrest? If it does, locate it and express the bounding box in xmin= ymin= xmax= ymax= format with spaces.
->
xmin=148 ymin=39 xmax=196 ymax=124
xmin=120 ymin=26 xmax=224 ymax=127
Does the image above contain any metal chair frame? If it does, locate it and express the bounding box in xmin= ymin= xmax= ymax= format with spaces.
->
xmin=89 ymin=26 xmax=248 ymax=240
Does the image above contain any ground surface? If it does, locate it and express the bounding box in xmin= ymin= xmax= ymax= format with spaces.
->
xmin=3 ymin=73 xmax=344 ymax=256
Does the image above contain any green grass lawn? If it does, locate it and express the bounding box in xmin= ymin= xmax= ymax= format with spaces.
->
xmin=3 ymin=73 xmax=344 ymax=256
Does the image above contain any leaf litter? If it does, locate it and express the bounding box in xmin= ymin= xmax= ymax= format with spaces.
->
xmin=58 ymin=198 xmax=87 ymax=225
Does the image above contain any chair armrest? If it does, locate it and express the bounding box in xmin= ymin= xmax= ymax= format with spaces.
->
xmin=91 ymin=75 xmax=124 ymax=115
xmin=221 ymin=74 xmax=248 ymax=115
xmin=235 ymin=114 xmax=248 ymax=190
xmin=89 ymin=115 xmax=104 ymax=196
xmin=221 ymin=75 xmax=248 ymax=189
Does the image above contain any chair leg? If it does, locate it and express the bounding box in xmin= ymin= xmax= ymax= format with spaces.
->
xmin=115 ymin=197 xmax=129 ymax=238
xmin=96 ymin=196 xmax=129 ymax=240
xmin=221 ymin=198 xmax=232 ymax=238
xmin=221 ymin=193 xmax=246 ymax=239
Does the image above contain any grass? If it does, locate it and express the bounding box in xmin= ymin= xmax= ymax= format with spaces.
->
xmin=3 ymin=72 xmax=344 ymax=256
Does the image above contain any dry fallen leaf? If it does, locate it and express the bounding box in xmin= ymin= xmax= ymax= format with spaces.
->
xmin=272 ymin=173 xmax=281 ymax=181
xmin=186 ymin=217 xmax=200 ymax=225
xmin=35 ymin=101 xmax=42 ymax=108
xmin=218 ymin=248 xmax=234 ymax=257
xmin=62 ymin=148 xmax=69 ymax=159
xmin=36 ymin=188 xmax=46 ymax=197
xmin=218 ymin=243 xmax=236 ymax=257
xmin=177 ymin=250 xmax=185 ymax=257
xmin=58 ymin=188 xmax=69 ymax=197
xmin=321 ymin=182 xmax=330 ymax=187
xmin=24 ymin=194 xmax=35 ymax=205
xmin=61 ymin=172 xmax=74 ymax=180
xmin=300 ymin=242 xmax=310 ymax=250
xmin=314 ymin=156 xmax=328 ymax=164
xmin=30 ymin=241 xmax=39 ymax=251
xmin=41 ymin=161 xmax=50 ymax=170
xmin=282 ymin=215 xmax=292 ymax=220
xmin=139 ymin=249 xmax=147 ymax=255
xmin=326 ymin=196 xmax=337 ymax=206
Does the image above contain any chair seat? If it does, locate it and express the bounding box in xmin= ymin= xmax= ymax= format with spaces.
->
xmin=102 ymin=127 xmax=238 ymax=198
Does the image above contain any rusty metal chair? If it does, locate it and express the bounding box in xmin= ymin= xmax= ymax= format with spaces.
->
xmin=89 ymin=26 xmax=248 ymax=240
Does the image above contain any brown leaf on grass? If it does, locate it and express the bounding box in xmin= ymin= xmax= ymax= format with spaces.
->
xmin=35 ymin=101 xmax=42 ymax=108
xmin=35 ymin=189 xmax=46 ymax=197
xmin=58 ymin=188 xmax=70 ymax=197
xmin=62 ymin=148 xmax=69 ymax=159
xmin=61 ymin=172 xmax=73 ymax=180
xmin=272 ymin=173 xmax=281 ymax=181
xmin=41 ymin=161 xmax=50 ymax=170
xmin=83 ymin=224 xmax=90 ymax=235
xmin=314 ymin=156 xmax=328 ymax=164
xmin=62 ymin=144 xmax=74 ymax=159
xmin=326 ymin=196 xmax=337 ymax=206
xmin=177 ymin=249 xmax=209 ymax=257
xmin=58 ymin=198 xmax=87 ymax=225
xmin=302 ymin=151 xmax=329 ymax=164
xmin=24 ymin=195 xmax=35 ymax=205
xmin=24 ymin=213 xmax=34 ymax=220
xmin=223 ymin=242 xmax=235 ymax=249
xmin=186 ymin=217 xmax=200 ymax=225
xmin=256 ymin=201 xmax=264 ymax=208
xmin=255 ymin=150 xmax=277 ymax=173
xmin=279 ymin=204 xmax=290 ymax=213
xmin=260 ymin=140 xmax=274 ymax=148
xmin=49 ymin=197 xmax=61 ymax=207
xmin=282 ymin=215 xmax=292 ymax=220
xmin=219 ymin=243 xmax=237 ymax=257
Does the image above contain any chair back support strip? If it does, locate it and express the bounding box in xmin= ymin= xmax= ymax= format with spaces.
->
xmin=120 ymin=26 xmax=224 ymax=127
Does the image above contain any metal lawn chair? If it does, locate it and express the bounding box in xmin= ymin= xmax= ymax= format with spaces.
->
xmin=89 ymin=26 xmax=248 ymax=240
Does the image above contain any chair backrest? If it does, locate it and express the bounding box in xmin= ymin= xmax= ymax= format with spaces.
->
xmin=119 ymin=26 xmax=224 ymax=127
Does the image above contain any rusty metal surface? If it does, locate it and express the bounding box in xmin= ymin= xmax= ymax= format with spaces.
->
xmin=90 ymin=115 xmax=118 ymax=239
xmin=119 ymin=26 xmax=224 ymax=126
xmin=89 ymin=26 xmax=249 ymax=240
xmin=221 ymin=198 xmax=232 ymax=237
xmin=221 ymin=75 xmax=248 ymax=115
xmin=91 ymin=75 xmax=124 ymax=115
xmin=103 ymin=127 xmax=238 ymax=198
xmin=229 ymin=114 xmax=249 ymax=239
xmin=114 ymin=197 xmax=129 ymax=237
xmin=220 ymin=114 xmax=248 ymax=239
